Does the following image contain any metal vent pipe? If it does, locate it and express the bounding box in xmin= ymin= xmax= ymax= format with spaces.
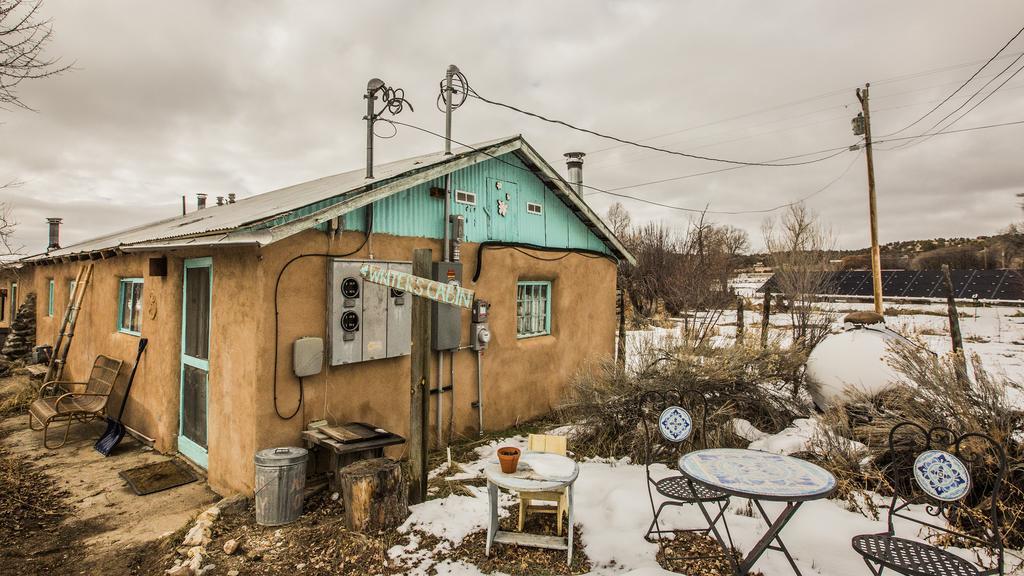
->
xmin=228 ymin=193 xmax=236 ymax=204
xmin=197 ymin=193 xmax=207 ymax=210
xmin=564 ymin=152 xmax=585 ymax=195
xmin=46 ymin=217 xmax=62 ymax=251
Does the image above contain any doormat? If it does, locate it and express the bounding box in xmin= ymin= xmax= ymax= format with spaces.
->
xmin=120 ymin=459 xmax=198 ymax=496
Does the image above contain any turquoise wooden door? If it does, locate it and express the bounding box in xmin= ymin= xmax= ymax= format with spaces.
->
xmin=179 ymin=257 xmax=212 ymax=468
xmin=486 ymin=178 xmax=519 ymax=242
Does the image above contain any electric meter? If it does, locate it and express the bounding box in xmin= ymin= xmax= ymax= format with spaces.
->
xmin=341 ymin=311 xmax=360 ymax=332
xmin=341 ymin=277 xmax=360 ymax=299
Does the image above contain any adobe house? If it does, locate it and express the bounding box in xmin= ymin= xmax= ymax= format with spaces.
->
xmin=21 ymin=135 xmax=633 ymax=495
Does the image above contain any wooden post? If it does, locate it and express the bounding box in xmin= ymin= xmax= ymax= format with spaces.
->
xmin=736 ymin=297 xmax=745 ymax=344
xmin=616 ymin=288 xmax=627 ymax=368
xmin=760 ymin=289 xmax=772 ymax=348
xmin=409 ymin=248 xmax=432 ymax=504
xmin=941 ymin=265 xmax=968 ymax=382
xmin=857 ymin=84 xmax=884 ymax=315
xmin=340 ymin=458 xmax=408 ymax=533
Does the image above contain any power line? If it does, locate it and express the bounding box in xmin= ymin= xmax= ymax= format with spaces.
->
xmin=463 ymin=83 xmax=850 ymax=168
xmin=383 ymin=116 xmax=1024 ymax=215
xmin=382 ymin=119 xmax=857 ymax=215
xmin=883 ymin=58 xmax=1024 ymax=150
xmin=596 ymin=147 xmax=852 ymax=193
xmin=876 ymin=67 xmax=1024 ymax=151
xmin=872 ymin=118 xmax=1024 ymax=146
xmin=880 ymin=24 xmax=1024 ymax=137
xmin=595 ymin=150 xmax=864 ymax=216
xmin=584 ymin=49 xmax=1024 ymax=156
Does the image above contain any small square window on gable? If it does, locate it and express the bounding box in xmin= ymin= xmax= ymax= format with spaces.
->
xmin=118 ymin=278 xmax=144 ymax=336
xmin=455 ymin=190 xmax=477 ymax=206
xmin=526 ymin=202 xmax=543 ymax=215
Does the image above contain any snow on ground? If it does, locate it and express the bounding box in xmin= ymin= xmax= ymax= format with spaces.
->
xmin=625 ymin=301 xmax=1024 ymax=388
xmin=397 ymin=429 xmax=1019 ymax=575
xmin=392 ymin=303 xmax=1024 ymax=575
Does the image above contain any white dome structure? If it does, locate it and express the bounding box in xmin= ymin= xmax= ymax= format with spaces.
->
xmin=805 ymin=315 xmax=913 ymax=409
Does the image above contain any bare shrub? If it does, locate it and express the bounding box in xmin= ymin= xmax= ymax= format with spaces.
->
xmin=762 ymin=203 xmax=837 ymax=349
xmin=562 ymin=342 xmax=811 ymax=462
xmin=821 ymin=341 xmax=1024 ymax=549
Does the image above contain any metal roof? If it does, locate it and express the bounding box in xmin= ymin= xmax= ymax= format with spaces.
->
xmin=28 ymin=135 xmax=634 ymax=264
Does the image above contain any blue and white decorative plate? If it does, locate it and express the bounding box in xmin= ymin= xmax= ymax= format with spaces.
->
xmin=914 ymin=450 xmax=971 ymax=502
xmin=659 ymin=406 xmax=693 ymax=443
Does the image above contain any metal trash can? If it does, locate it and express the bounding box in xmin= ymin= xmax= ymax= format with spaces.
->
xmin=254 ymin=447 xmax=308 ymax=526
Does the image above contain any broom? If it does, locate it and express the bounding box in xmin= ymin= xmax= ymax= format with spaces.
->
xmin=95 ymin=338 xmax=148 ymax=456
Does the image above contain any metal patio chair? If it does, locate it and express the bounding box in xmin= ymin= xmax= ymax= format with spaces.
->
xmin=852 ymin=422 xmax=1008 ymax=576
xmin=28 ymin=355 xmax=123 ymax=449
xmin=639 ymin=389 xmax=734 ymax=550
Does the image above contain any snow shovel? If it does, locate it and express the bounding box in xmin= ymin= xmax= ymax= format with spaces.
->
xmin=95 ymin=337 xmax=148 ymax=456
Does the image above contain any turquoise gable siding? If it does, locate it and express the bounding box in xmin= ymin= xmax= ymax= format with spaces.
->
xmin=344 ymin=153 xmax=611 ymax=255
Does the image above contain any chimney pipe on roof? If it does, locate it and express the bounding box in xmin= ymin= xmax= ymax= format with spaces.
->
xmin=46 ymin=217 xmax=62 ymax=251
xmin=564 ymin=152 xmax=585 ymax=196
xmin=197 ymin=193 xmax=207 ymax=210
xmin=216 ymin=196 xmax=224 ymax=206
xmin=227 ymin=193 xmax=236 ymax=204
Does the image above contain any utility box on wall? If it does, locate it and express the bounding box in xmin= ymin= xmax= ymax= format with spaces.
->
xmin=329 ymin=260 xmax=412 ymax=365
xmin=431 ymin=261 xmax=463 ymax=350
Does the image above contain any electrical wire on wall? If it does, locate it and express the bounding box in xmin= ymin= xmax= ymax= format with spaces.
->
xmin=472 ymin=241 xmax=616 ymax=282
xmin=272 ymin=221 xmax=372 ymax=420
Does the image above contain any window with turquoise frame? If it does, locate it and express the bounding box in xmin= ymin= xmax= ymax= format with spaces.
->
xmin=516 ymin=281 xmax=551 ymax=338
xmin=118 ymin=278 xmax=144 ymax=335
xmin=47 ymin=279 xmax=54 ymax=317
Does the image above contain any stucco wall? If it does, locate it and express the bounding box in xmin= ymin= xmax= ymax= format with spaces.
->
xmin=1 ymin=267 xmax=31 ymax=331
xmin=28 ymin=249 xmax=260 ymax=496
xmin=255 ymin=228 xmax=617 ymax=485
xmin=25 ymin=226 xmax=615 ymax=495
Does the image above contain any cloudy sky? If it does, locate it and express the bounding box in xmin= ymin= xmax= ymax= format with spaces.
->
xmin=2 ymin=0 xmax=1023 ymax=254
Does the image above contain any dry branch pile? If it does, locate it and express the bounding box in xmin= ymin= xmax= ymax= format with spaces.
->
xmin=562 ymin=342 xmax=811 ymax=461
xmin=824 ymin=340 xmax=1024 ymax=549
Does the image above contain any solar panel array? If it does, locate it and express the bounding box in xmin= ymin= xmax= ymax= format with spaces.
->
xmin=755 ymin=270 xmax=1024 ymax=301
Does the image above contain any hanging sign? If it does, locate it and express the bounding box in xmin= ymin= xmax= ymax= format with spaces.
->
xmin=359 ymin=263 xmax=475 ymax=309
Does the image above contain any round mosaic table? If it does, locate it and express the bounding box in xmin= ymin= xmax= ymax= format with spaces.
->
xmin=484 ymin=452 xmax=579 ymax=565
xmin=678 ymin=448 xmax=837 ymax=575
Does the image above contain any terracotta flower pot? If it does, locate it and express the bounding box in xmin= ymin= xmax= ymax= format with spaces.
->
xmin=497 ymin=447 xmax=521 ymax=474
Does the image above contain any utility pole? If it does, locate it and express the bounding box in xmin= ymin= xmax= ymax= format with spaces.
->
xmin=854 ymin=83 xmax=883 ymax=315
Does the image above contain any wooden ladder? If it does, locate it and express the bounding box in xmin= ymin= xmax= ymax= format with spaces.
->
xmin=44 ymin=263 xmax=93 ymax=383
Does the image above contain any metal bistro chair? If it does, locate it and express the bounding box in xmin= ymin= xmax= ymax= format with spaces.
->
xmin=639 ymin=389 xmax=734 ymax=552
xmin=852 ymin=422 xmax=1008 ymax=576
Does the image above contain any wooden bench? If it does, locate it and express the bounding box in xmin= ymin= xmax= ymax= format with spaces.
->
xmin=28 ymin=355 xmax=123 ymax=449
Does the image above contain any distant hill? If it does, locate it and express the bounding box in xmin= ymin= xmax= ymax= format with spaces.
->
xmin=744 ymin=230 xmax=1024 ymax=271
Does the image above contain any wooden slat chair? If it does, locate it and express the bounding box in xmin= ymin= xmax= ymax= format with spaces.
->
xmin=28 ymin=355 xmax=123 ymax=449
xmin=517 ymin=434 xmax=570 ymax=536
xmin=851 ymin=422 xmax=1008 ymax=576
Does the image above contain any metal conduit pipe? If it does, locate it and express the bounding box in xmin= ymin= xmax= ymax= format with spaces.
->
xmin=437 ymin=352 xmax=443 ymax=448
xmin=449 ymin=349 xmax=455 ymax=444
xmin=476 ymin=350 xmax=484 ymax=434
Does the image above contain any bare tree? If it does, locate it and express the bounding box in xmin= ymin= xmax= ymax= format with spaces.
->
xmin=605 ymin=202 xmax=632 ymax=239
xmin=762 ymin=202 xmax=836 ymax=349
xmin=1 ymin=0 xmax=69 ymax=110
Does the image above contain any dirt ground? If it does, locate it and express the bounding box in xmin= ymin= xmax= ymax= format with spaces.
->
xmin=0 ymin=374 xmax=219 ymax=576
xmin=0 ymin=375 xmax=592 ymax=576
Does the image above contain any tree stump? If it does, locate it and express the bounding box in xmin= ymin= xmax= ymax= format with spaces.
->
xmin=340 ymin=458 xmax=408 ymax=533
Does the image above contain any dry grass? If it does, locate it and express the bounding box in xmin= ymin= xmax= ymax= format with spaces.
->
xmin=0 ymin=376 xmax=34 ymax=418
xmin=562 ymin=341 xmax=811 ymax=462
xmin=821 ymin=340 xmax=1024 ymax=550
